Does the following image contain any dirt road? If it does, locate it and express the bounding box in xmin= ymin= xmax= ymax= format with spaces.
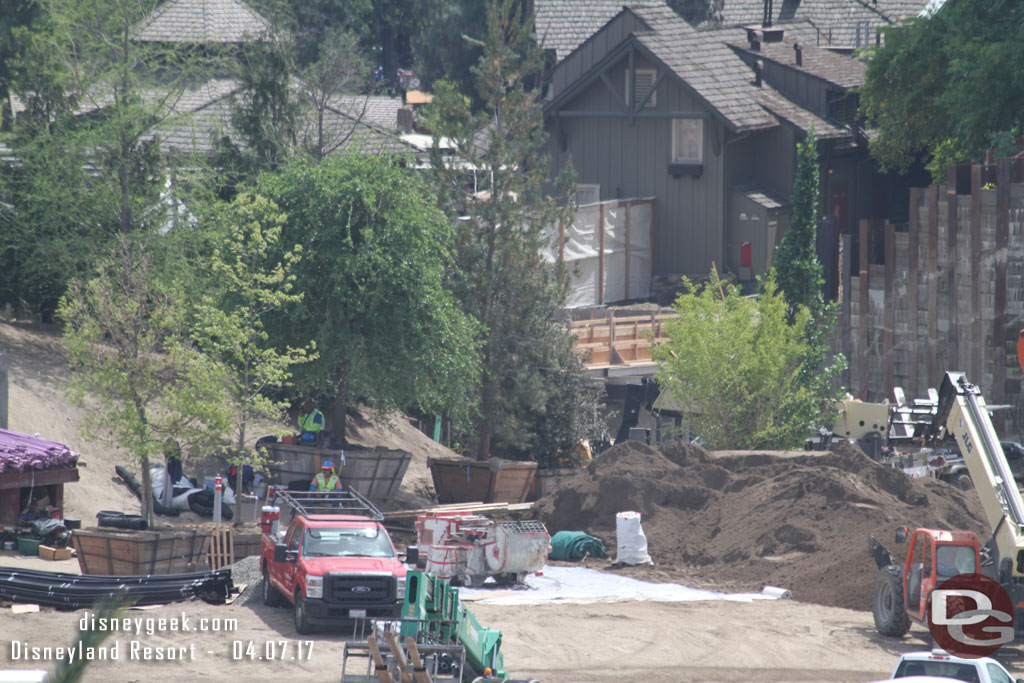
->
xmin=0 ymin=592 xmax=958 ymax=683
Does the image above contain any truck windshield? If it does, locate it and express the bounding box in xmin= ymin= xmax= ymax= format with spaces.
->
xmin=894 ymin=660 xmax=978 ymax=682
xmin=302 ymin=527 xmax=395 ymax=559
xmin=936 ymin=545 xmax=976 ymax=578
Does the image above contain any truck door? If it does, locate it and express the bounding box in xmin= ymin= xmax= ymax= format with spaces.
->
xmin=284 ymin=524 xmax=302 ymax=595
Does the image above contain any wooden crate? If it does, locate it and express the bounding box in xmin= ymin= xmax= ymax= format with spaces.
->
xmin=72 ymin=527 xmax=210 ymax=575
xmin=264 ymin=444 xmax=411 ymax=504
xmin=427 ymin=457 xmax=537 ymax=504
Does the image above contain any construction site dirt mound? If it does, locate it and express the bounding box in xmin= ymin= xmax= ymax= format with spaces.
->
xmin=534 ymin=440 xmax=989 ymax=610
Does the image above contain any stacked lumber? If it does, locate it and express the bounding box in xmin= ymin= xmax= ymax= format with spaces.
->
xmin=384 ymin=501 xmax=535 ymax=520
xmin=0 ymin=428 xmax=78 ymax=474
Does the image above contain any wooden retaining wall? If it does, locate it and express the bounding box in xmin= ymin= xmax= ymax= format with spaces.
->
xmin=842 ymin=158 xmax=1024 ymax=434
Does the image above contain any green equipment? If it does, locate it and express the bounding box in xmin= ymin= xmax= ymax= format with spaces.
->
xmin=341 ymin=570 xmax=538 ymax=683
xmin=400 ymin=571 xmax=507 ymax=678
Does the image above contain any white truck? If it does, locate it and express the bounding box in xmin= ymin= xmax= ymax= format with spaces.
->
xmin=882 ymin=649 xmax=1021 ymax=683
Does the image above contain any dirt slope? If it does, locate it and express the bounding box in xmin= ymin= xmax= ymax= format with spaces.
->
xmin=0 ymin=321 xmax=450 ymax=522
xmin=535 ymin=440 xmax=989 ymax=610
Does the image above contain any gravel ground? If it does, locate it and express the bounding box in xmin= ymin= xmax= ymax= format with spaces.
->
xmin=229 ymin=555 xmax=262 ymax=605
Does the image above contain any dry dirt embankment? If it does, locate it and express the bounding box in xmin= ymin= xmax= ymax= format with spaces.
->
xmin=536 ymin=440 xmax=989 ymax=610
xmin=0 ymin=321 xmax=451 ymax=523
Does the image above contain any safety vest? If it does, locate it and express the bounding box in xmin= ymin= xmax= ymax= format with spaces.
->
xmin=313 ymin=472 xmax=339 ymax=491
xmin=300 ymin=409 xmax=324 ymax=433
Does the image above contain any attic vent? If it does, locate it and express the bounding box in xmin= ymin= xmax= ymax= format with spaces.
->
xmin=626 ymin=68 xmax=657 ymax=109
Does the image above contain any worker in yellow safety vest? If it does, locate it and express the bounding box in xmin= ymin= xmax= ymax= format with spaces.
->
xmin=310 ymin=459 xmax=343 ymax=491
xmin=298 ymin=399 xmax=325 ymax=445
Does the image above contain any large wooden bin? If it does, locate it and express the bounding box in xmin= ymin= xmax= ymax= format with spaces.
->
xmin=428 ymin=457 xmax=537 ymax=504
xmin=72 ymin=527 xmax=210 ymax=575
xmin=264 ymin=444 xmax=411 ymax=505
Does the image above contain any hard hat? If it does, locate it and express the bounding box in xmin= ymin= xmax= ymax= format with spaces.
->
xmin=322 ymin=460 xmax=334 ymax=469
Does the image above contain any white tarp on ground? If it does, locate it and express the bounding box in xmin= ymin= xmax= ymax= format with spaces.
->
xmin=546 ymin=199 xmax=654 ymax=308
xmin=459 ymin=566 xmax=776 ymax=605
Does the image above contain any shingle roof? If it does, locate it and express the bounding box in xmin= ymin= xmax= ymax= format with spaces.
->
xmin=152 ymin=79 xmax=412 ymax=157
xmin=734 ymin=184 xmax=790 ymax=208
xmin=132 ymin=0 xmax=271 ymax=44
xmin=731 ymin=37 xmax=867 ymax=88
xmin=536 ymin=0 xmax=650 ymax=60
xmin=693 ymin=0 xmax=929 ymax=46
xmin=628 ymin=5 xmax=779 ymax=131
xmin=757 ymin=86 xmax=849 ymax=138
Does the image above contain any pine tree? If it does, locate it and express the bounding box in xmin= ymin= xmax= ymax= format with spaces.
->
xmin=774 ymin=128 xmax=824 ymax=316
xmin=424 ymin=0 xmax=600 ymax=461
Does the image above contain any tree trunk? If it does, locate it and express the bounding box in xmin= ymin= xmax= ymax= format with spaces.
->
xmin=475 ymin=372 xmax=496 ymax=461
xmin=234 ymin=465 xmax=245 ymax=527
xmin=139 ymin=451 xmax=154 ymax=529
xmin=329 ymin=360 xmax=351 ymax=447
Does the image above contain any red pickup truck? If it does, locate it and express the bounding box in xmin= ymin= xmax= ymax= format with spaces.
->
xmin=260 ymin=490 xmax=408 ymax=634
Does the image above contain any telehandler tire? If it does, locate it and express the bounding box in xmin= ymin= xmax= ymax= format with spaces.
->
xmin=873 ymin=565 xmax=911 ymax=637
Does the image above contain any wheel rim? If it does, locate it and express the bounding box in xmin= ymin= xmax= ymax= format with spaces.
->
xmin=295 ymin=599 xmax=303 ymax=626
xmin=877 ymin=580 xmax=893 ymax=622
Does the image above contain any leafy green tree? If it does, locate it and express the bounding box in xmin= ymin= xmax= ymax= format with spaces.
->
xmin=59 ymin=237 xmax=231 ymax=527
xmin=191 ymin=193 xmax=313 ymax=523
xmin=860 ymin=0 xmax=1024 ymax=178
xmin=774 ymin=129 xmax=823 ymax=316
xmin=259 ymin=154 xmax=480 ymax=446
xmin=653 ymin=271 xmax=833 ymax=449
xmin=424 ymin=0 xmax=597 ymax=461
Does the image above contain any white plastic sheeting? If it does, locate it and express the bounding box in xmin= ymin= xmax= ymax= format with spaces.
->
xmin=459 ymin=565 xmax=777 ymax=605
xmin=547 ymin=199 xmax=654 ymax=308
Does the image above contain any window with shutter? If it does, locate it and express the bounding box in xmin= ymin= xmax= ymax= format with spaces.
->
xmin=625 ymin=68 xmax=657 ymax=108
xmin=672 ymin=119 xmax=703 ymax=163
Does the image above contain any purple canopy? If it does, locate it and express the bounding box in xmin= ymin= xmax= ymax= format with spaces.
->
xmin=0 ymin=428 xmax=79 ymax=475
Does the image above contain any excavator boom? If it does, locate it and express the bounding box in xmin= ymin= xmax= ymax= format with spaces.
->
xmin=931 ymin=372 xmax=1024 ymax=579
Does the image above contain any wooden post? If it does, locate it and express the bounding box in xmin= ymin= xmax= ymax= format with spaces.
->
xmin=927 ymin=185 xmax=939 ymax=386
xmin=994 ymin=158 xmax=1011 ymax=425
xmin=947 ymin=166 xmax=960 ymax=372
xmin=908 ymin=188 xmax=921 ymax=394
xmin=624 ymin=200 xmax=632 ymax=300
xmin=607 ymin=312 xmax=615 ymax=365
xmin=970 ymin=164 xmax=982 ymax=383
xmin=884 ymin=221 xmax=895 ymax=394
xmin=841 ymin=233 xmax=852 ymax=390
xmin=0 ymin=354 xmax=7 ymax=430
xmin=859 ymin=219 xmax=870 ymax=400
xmin=598 ymin=202 xmax=605 ymax=305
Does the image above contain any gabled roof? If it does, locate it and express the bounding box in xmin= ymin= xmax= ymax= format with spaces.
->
xmin=730 ymin=37 xmax=867 ymax=89
xmin=628 ymin=5 xmax=779 ymax=131
xmin=153 ymin=80 xmax=412 ymax=157
xmin=536 ymin=0 xmax=648 ymax=60
xmin=132 ymin=0 xmax=271 ymax=44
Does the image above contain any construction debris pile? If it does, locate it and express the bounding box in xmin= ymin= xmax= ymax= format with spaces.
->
xmin=534 ymin=441 xmax=989 ymax=610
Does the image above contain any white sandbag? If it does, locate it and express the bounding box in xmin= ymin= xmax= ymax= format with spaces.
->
xmin=615 ymin=511 xmax=653 ymax=565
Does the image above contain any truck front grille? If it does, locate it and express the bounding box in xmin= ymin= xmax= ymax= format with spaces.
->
xmin=327 ymin=574 xmax=395 ymax=604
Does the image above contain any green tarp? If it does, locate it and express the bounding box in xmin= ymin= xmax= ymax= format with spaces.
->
xmin=548 ymin=530 xmax=607 ymax=561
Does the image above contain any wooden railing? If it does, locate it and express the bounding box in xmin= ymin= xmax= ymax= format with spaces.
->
xmin=570 ymin=312 xmax=677 ymax=368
